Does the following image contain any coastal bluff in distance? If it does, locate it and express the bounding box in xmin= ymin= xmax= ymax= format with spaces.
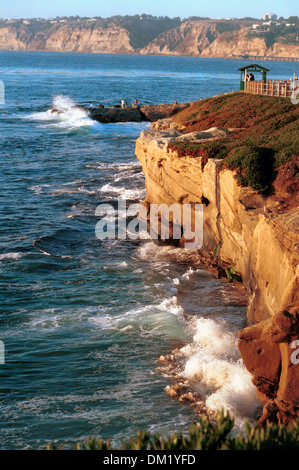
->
xmin=135 ymin=92 xmax=299 ymax=426
xmin=0 ymin=16 xmax=298 ymax=60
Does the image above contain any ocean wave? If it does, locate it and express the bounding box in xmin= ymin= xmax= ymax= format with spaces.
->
xmin=33 ymin=228 xmax=88 ymax=257
xmin=0 ymin=252 xmax=23 ymax=261
xmin=114 ymin=171 xmax=144 ymax=183
xmin=137 ymin=241 xmax=202 ymax=266
xmin=24 ymin=95 xmax=151 ymax=134
xmin=87 ymin=295 xmax=186 ymax=342
xmin=158 ymin=314 xmax=261 ymax=428
xmin=52 ymin=186 xmax=98 ymax=196
xmin=25 ymin=94 xmax=103 ymax=131
xmin=86 ymin=161 xmax=142 ymax=171
xmin=100 ymin=183 xmax=146 ymax=200
xmin=157 ymin=296 xmax=184 ymax=319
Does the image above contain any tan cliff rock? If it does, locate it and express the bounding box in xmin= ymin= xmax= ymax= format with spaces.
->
xmin=0 ymin=27 xmax=28 ymax=50
xmin=200 ymin=27 xmax=269 ymax=58
xmin=43 ymin=24 xmax=134 ymax=54
xmin=139 ymin=22 xmax=299 ymax=58
xmin=0 ymin=23 xmax=135 ymax=54
xmin=135 ymin=121 xmax=299 ymax=425
xmin=0 ymin=20 xmax=298 ymax=58
xmin=268 ymin=42 xmax=299 ymax=59
xmin=139 ymin=20 xmax=224 ymax=56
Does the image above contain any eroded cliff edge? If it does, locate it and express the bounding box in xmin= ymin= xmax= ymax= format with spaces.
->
xmin=135 ymin=93 xmax=299 ymax=425
xmin=1 ymin=18 xmax=298 ymax=59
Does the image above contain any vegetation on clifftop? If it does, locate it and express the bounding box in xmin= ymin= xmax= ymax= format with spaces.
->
xmin=47 ymin=411 xmax=299 ymax=450
xmin=168 ymin=93 xmax=299 ymax=191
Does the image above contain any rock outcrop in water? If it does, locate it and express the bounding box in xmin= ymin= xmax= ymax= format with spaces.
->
xmin=135 ymin=93 xmax=299 ymax=425
xmin=88 ymin=103 xmax=191 ymax=123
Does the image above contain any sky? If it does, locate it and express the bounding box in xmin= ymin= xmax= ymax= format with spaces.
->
xmin=0 ymin=0 xmax=298 ymax=20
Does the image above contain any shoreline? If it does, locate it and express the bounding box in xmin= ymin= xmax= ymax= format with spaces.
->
xmin=134 ymin=92 xmax=299 ymax=426
xmin=0 ymin=49 xmax=298 ymax=62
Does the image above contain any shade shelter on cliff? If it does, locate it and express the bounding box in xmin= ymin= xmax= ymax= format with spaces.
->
xmin=239 ymin=64 xmax=270 ymax=91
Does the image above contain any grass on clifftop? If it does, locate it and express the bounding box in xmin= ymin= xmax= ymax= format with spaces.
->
xmin=168 ymin=93 xmax=299 ymax=191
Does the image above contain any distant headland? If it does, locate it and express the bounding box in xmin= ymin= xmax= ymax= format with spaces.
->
xmin=0 ymin=15 xmax=298 ymax=60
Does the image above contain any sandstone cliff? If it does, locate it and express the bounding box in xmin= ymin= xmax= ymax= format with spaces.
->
xmin=43 ymin=24 xmax=134 ymax=54
xmin=0 ymin=18 xmax=298 ymax=59
xmin=135 ymin=93 xmax=299 ymax=425
xmin=139 ymin=20 xmax=235 ymax=56
xmin=0 ymin=23 xmax=134 ymax=54
xmin=140 ymin=23 xmax=299 ymax=59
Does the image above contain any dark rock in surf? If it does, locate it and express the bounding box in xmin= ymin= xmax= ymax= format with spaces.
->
xmin=140 ymin=103 xmax=190 ymax=122
xmin=88 ymin=102 xmax=191 ymax=123
xmin=89 ymin=106 xmax=143 ymax=123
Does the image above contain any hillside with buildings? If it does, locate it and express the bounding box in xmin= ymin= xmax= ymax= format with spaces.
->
xmin=0 ymin=14 xmax=298 ymax=58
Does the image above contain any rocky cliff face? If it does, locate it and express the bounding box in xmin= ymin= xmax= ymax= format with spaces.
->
xmin=139 ymin=21 xmax=299 ymax=58
xmin=135 ymin=112 xmax=299 ymax=425
xmin=0 ymin=19 xmax=298 ymax=58
xmin=0 ymin=23 xmax=134 ymax=54
xmin=199 ymin=27 xmax=269 ymax=57
xmin=43 ymin=24 xmax=134 ymax=54
xmin=139 ymin=20 xmax=228 ymax=56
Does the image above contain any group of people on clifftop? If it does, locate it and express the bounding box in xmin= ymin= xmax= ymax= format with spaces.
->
xmin=120 ymin=97 xmax=138 ymax=108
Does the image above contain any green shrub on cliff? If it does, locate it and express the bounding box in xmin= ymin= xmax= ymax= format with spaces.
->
xmin=225 ymin=145 xmax=274 ymax=191
xmin=169 ymin=93 xmax=299 ymax=192
xmin=225 ymin=265 xmax=243 ymax=283
xmin=46 ymin=410 xmax=299 ymax=450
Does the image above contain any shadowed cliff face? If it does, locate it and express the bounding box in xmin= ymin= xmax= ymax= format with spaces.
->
xmin=135 ymin=94 xmax=299 ymax=425
xmin=0 ymin=19 xmax=298 ymax=58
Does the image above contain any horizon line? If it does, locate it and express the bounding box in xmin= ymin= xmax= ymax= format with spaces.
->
xmin=1 ymin=13 xmax=296 ymax=21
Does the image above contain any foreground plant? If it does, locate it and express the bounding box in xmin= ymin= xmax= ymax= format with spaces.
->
xmin=46 ymin=410 xmax=299 ymax=450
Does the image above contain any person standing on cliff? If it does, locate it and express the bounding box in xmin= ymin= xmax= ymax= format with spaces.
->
xmin=121 ymin=99 xmax=125 ymax=109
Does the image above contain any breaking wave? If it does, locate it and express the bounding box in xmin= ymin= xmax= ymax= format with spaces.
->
xmin=26 ymin=94 xmax=102 ymax=130
xmin=138 ymin=242 xmax=262 ymax=430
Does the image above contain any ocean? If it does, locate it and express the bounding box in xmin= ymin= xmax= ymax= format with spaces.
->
xmin=0 ymin=51 xmax=297 ymax=450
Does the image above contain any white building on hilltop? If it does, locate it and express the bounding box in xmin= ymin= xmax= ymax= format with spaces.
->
xmin=262 ymin=13 xmax=278 ymax=21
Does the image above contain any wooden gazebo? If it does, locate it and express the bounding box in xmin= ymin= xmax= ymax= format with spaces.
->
xmin=239 ymin=64 xmax=270 ymax=91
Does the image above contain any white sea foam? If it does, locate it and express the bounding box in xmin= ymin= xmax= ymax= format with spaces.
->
xmin=26 ymin=94 xmax=102 ymax=130
xmin=27 ymin=184 xmax=51 ymax=195
xmin=177 ymin=316 xmax=260 ymax=420
xmin=52 ymin=186 xmax=98 ymax=196
xmin=0 ymin=252 xmax=23 ymax=260
xmin=136 ymin=242 xmax=257 ymax=423
xmin=114 ymin=174 xmax=142 ymax=183
xmin=100 ymin=183 xmax=145 ymax=200
xmin=181 ymin=266 xmax=194 ymax=281
xmin=86 ymin=161 xmax=141 ymax=171
xmin=137 ymin=240 xmax=200 ymax=266
xmin=157 ymin=296 xmax=184 ymax=318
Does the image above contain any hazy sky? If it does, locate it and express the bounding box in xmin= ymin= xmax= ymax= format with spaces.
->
xmin=0 ymin=0 xmax=298 ymax=19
